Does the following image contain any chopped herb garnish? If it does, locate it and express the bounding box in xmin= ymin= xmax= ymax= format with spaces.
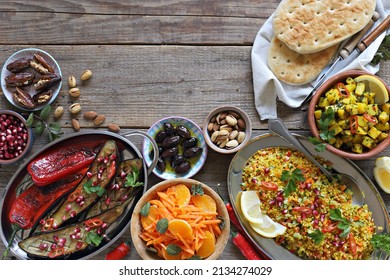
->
xmin=86 ymin=231 xmax=104 ymax=246
xmin=308 ymin=229 xmax=324 ymax=245
xmin=371 ymin=233 xmax=390 ymax=255
xmin=83 ymin=180 xmax=106 ymax=196
xmin=191 ymin=184 xmax=204 ymax=196
xmin=371 ymin=34 xmax=390 ymax=65
xmin=281 ymin=168 xmax=305 ymax=196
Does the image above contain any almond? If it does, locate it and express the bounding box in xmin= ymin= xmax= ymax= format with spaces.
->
xmin=108 ymin=123 xmax=120 ymax=133
xmin=84 ymin=111 xmax=98 ymax=120
xmin=71 ymin=119 xmax=80 ymax=132
xmin=94 ymin=114 xmax=105 ymax=126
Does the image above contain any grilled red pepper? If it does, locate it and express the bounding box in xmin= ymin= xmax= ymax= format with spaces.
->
xmin=9 ymin=169 xmax=87 ymax=229
xmin=27 ymin=143 xmax=100 ymax=186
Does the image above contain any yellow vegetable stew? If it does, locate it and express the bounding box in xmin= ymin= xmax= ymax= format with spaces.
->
xmin=315 ymin=77 xmax=390 ymax=154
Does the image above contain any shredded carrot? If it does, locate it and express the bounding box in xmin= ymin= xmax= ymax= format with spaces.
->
xmin=139 ymin=184 xmax=223 ymax=260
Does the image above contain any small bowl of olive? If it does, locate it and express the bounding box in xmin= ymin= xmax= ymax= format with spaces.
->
xmin=142 ymin=116 xmax=207 ymax=180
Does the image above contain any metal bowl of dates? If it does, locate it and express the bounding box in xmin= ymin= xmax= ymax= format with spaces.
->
xmin=143 ymin=116 xmax=207 ymax=180
xmin=1 ymin=48 xmax=62 ymax=111
xmin=0 ymin=130 xmax=159 ymax=260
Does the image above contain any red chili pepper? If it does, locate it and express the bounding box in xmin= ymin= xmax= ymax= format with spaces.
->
xmin=8 ymin=169 xmax=87 ymax=229
xmin=105 ymin=240 xmax=131 ymax=260
xmin=322 ymin=222 xmax=339 ymax=233
xmin=348 ymin=233 xmax=357 ymax=256
xmin=350 ymin=115 xmax=358 ymax=134
xmin=363 ymin=113 xmax=378 ymax=124
xmin=48 ymin=247 xmax=65 ymax=259
xmin=336 ymin=82 xmax=350 ymax=98
xmin=27 ymin=143 xmax=100 ymax=186
xmin=231 ymin=231 xmax=262 ymax=260
xmin=225 ymin=202 xmax=243 ymax=232
xmin=85 ymin=218 xmax=104 ymax=229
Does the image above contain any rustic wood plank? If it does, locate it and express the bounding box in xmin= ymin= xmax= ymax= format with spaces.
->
xmin=0 ymin=0 xmax=279 ymax=17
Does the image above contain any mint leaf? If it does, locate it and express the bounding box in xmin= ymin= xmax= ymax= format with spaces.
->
xmin=125 ymin=168 xmax=144 ymax=188
xmin=191 ymin=184 xmax=204 ymax=196
xmin=140 ymin=202 xmax=150 ymax=217
xmin=166 ymin=244 xmax=182 ymax=256
xmin=26 ymin=113 xmax=34 ymax=127
xmin=39 ymin=105 xmax=51 ymax=120
xmin=156 ymin=218 xmax=168 ymax=234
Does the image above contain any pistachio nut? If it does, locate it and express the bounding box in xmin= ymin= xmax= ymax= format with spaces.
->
xmin=69 ymin=103 xmax=82 ymax=115
xmin=69 ymin=87 xmax=81 ymax=98
xmin=80 ymin=69 xmax=93 ymax=81
xmin=68 ymin=75 xmax=77 ymax=88
xmin=237 ymin=131 xmax=246 ymax=143
xmin=226 ymin=139 xmax=239 ymax=149
xmin=226 ymin=114 xmax=238 ymax=126
xmin=53 ymin=106 xmax=64 ymax=119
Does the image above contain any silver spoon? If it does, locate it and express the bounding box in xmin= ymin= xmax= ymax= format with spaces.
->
xmin=268 ymin=118 xmax=364 ymax=206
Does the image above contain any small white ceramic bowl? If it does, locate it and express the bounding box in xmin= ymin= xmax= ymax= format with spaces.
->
xmin=203 ymin=106 xmax=252 ymax=154
xmin=1 ymin=48 xmax=62 ymax=111
xmin=143 ymin=116 xmax=207 ymax=180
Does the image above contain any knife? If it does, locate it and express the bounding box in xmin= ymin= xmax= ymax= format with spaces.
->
xmin=300 ymin=13 xmax=389 ymax=106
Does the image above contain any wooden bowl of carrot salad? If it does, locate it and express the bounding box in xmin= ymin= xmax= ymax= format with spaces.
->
xmin=130 ymin=178 xmax=230 ymax=260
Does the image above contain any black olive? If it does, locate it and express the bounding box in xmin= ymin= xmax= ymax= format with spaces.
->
xmin=182 ymin=137 xmax=198 ymax=148
xmin=162 ymin=135 xmax=180 ymax=148
xmin=171 ymin=155 xmax=185 ymax=168
xmin=175 ymin=161 xmax=190 ymax=173
xmin=156 ymin=158 xmax=166 ymax=172
xmin=163 ymin=122 xmax=175 ymax=136
xmin=160 ymin=147 xmax=179 ymax=159
xmin=183 ymin=147 xmax=203 ymax=158
xmin=176 ymin=125 xmax=191 ymax=138
xmin=155 ymin=130 xmax=168 ymax=143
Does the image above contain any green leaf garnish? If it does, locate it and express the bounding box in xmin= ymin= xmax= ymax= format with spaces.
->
xmin=125 ymin=167 xmax=144 ymax=188
xmin=281 ymin=168 xmax=305 ymax=196
xmin=308 ymin=136 xmax=327 ymax=152
xmin=371 ymin=34 xmax=390 ymax=65
xmin=308 ymin=107 xmax=336 ymax=152
xmin=26 ymin=113 xmax=34 ymax=127
xmin=308 ymin=229 xmax=324 ymax=245
xmin=156 ymin=218 xmax=168 ymax=234
xmin=86 ymin=231 xmax=104 ymax=246
xmin=329 ymin=208 xmax=351 ymax=238
xmin=140 ymin=202 xmax=150 ymax=217
xmin=191 ymin=184 xmax=204 ymax=196
xmin=166 ymin=244 xmax=182 ymax=256
xmin=39 ymin=105 xmax=51 ymax=120
xmin=83 ymin=180 xmax=106 ymax=196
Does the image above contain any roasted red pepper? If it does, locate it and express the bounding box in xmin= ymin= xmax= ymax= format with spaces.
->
xmin=27 ymin=143 xmax=100 ymax=186
xmin=9 ymin=169 xmax=88 ymax=229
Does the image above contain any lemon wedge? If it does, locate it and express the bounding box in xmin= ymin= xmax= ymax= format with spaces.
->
xmin=354 ymin=75 xmax=389 ymax=104
xmin=374 ymin=156 xmax=390 ymax=194
xmin=240 ymin=190 xmax=263 ymax=224
xmin=249 ymin=215 xmax=287 ymax=238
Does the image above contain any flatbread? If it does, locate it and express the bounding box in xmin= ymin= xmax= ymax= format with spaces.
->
xmin=272 ymin=0 xmax=376 ymax=54
xmin=267 ymin=36 xmax=339 ymax=85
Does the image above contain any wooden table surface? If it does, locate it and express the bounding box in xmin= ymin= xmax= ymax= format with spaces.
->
xmin=0 ymin=0 xmax=389 ymax=260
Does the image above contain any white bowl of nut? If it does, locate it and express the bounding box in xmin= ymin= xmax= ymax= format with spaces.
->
xmin=203 ymin=106 xmax=252 ymax=154
xmin=1 ymin=48 xmax=62 ymax=111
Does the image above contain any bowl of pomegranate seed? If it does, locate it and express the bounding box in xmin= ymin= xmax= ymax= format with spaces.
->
xmin=0 ymin=110 xmax=33 ymax=164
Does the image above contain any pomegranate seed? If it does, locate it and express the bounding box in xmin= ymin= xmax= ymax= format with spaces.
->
xmin=39 ymin=243 xmax=48 ymax=250
xmin=101 ymin=223 xmax=108 ymax=229
xmin=104 ymin=157 xmax=109 ymax=164
xmin=97 ymin=157 xmax=103 ymax=162
xmin=264 ymin=167 xmax=270 ymax=174
xmin=110 ymin=154 xmax=117 ymax=160
xmin=58 ymin=238 xmax=66 ymax=245
xmin=39 ymin=219 xmax=46 ymax=225
xmin=76 ymin=242 xmax=84 ymax=249
xmin=282 ymin=209 xmax=288 ymax=214
xmin=70 ymin=234 xmax=76 ymax=239
xmin=66 ymin=204 xmax=72 ymax=212
xmin=75 ymin=232 xmax=82 ymax=239
xmin=121 ymin=195 xmax=128 ymax=201
xmin=120 ymin=171 xmax=127 ymax=178
xmin=52 ymin=223 xmax=58 ymax=229
xmin=53 ymin=234 xmax=59 ymax=242
xmin=86 ymin=172 xmax=93 ymax=178
xmin=70 ymin=211 xmax=77 ymax=218
xmin=85 ymin=226 xmax=91 ymax=232
xmin=51 ymin=244 xmax=57 ymax=250
xmin=62 ymin=215 xmax=67 ymax=221
xmin=57 ymin=243 xmax=64 ymax=248
xmin=251 ymin=178 xmax=258 ymax=184
xmin=79 ymin=200 xmax=85 ymax=207
xmin=74 ymin=227 xmax=81 ymax=233
xmin=105 ymin=198 xmax=111 ymax=205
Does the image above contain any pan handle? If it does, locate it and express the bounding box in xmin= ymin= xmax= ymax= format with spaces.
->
xmin=121 ymin=131 xmax=159 ymax=176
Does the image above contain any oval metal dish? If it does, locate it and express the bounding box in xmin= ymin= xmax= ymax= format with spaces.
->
xmin=0 ymin=130 xmax=158 ymax=260
xmin=227 ymin=133 xmax=390 ymax=260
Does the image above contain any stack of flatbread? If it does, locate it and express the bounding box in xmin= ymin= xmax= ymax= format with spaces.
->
xmin=267 ymin=0 xmax=376 ymax=85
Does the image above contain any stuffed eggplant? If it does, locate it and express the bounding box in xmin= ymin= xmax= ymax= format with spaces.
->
xmin=38 ymin=140 xmax=119 ymax=232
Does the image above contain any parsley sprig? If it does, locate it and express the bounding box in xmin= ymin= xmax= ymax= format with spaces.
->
xmin=371 ymin=34 xmax=390 ymax=65
xmin=308 ymin=107 xmax=335 ymax=152
xmin=281 ymin=168 xmax=305 ymax=196
xmin=83 ymin=180 xmax=106 ymax=196
xmin=371 ymin=233 xmax=390 ymax=255
xmin=330 ymin=208 xmax=350 ymax=238
xmin=125 ymin=167 xmax=144 ymax=188
xmin=308 ymin=229 xmax=325 ymax=245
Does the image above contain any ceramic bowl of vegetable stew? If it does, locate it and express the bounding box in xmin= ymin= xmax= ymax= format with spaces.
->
xmin=130 ymin=178 xmax=230 ymax=260
xmin=308 ymin=70 xmax=390 ymax=160
xmin=0 ymin=130 xmax=159 ymax=259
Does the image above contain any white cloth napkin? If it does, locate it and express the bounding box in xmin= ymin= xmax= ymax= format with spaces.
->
xmin=252 ymin=0 xmax=390 ymax=121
